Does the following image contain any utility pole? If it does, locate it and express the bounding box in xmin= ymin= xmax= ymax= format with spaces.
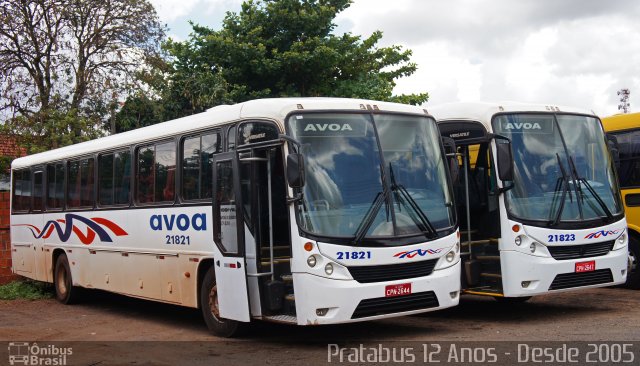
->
xmin=618 ymin=88 xmax=630 ymax=113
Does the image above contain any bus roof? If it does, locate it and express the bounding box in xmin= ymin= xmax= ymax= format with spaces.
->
xmin=601 ymin=112 xmax=640 ymax=132
xmin=429 ymin=101 xmax=596 ymax=133
xmin=12 ymin=97 xmax=427 ymax=169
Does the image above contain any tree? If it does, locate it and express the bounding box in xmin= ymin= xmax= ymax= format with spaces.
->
xmin=145 ymin=0 xmax=427 ymax=123
xmin=0 ymin=0 xmax=165 ymax=151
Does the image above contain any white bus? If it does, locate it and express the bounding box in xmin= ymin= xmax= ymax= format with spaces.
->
xmin=431 ymin=102 xmax=629 ymax=300
xmin=10 ymin=98 xmax=461 ymax=336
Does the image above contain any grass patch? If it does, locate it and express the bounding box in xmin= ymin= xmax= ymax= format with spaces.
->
xmin=0 ymin=280 xmax=53 ymax=300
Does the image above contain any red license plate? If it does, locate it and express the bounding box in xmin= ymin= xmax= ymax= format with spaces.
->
xmin=575 ymin=260 xmax=596 ymax=273
xmin=385 ymin=283 xmax=412 ymax=297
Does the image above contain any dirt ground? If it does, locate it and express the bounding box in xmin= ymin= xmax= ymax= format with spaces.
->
xmin=1 ymin=287 xmax=639 ymax=365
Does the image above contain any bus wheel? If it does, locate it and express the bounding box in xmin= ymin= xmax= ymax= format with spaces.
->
xmin=494 ymin=296 xmax=532 ymax=304
xmin=200 ymin=267 xmax=243 ymax=337
xmin=54 ymin=254 xmax=80 ymax=304
xmin=626 ymin=236 xmax=640 ymax=290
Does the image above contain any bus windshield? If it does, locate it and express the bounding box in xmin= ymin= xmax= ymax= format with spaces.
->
xmin=493 ymin=113 xmax=623 ymax=225
xmin=287 ymin=112 xmax=454 ymax=244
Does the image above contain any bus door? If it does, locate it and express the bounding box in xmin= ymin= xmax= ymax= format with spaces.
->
xmin=212 ymin=152 xmax=250 ymax=322
xmin=238 ymin=143 xmax=293 ymax=316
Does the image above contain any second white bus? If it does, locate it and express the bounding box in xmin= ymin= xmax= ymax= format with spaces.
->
xmin=432 ymin=101 xmax=628 ymax=300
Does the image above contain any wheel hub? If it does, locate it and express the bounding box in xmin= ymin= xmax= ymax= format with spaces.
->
xmin=208 ymin=285 xmax=221 ymax=320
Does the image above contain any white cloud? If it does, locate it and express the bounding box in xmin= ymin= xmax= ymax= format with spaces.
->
xmin=337 ymin=0 xmax=640 ymax=116
xmin=150 ymin=0 xmax=640 ymax=116
xmin=150 ymin=0 xmax=202 ymax=22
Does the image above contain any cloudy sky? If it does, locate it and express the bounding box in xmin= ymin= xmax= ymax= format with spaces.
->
xmin=149 ymin=0 xmax=640 ymax=116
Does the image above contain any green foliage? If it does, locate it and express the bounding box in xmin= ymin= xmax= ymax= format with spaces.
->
xmin=122 ymin=0 xmax=428 ymax=128
xmin=0 ymin=156 xmax=12 ymax=174
xmin=0 ymin=108 xmax=104 ymax=154
xmin=0 ymin=280 xmax=53 ymax=300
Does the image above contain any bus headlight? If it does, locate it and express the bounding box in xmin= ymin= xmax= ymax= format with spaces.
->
xmin=307 ymin=255 xmax=317 ymax=267
xmin=446 ymin=250 xmax=456 ymax=262
xmin=529 ymin=243 xmax=536 ymax=253
xmin=515 ymin=236 xmax=522 ymax=246
xmin=324 ymin=263 xmax=334 ymax=275
xmin=614 ymin=232 xmax=627 ymax=250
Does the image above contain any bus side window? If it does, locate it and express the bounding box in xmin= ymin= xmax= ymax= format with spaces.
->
xmin=227 ymin=126 xmax=236 ymax=151
xmin=12 ymin=169 xmax=32 ymax=212
xmin=136 ymin=142 xmax=176 ymax=204
xmin=215 ymin=160 xmax=238 ymax=253
xmin=67 ymin=158 xmax=95 ymax=209
xmin=99 ymin=150 xmax=131 ymax=206
xmin=613 ymin=129 xmax=640 ymax=188
xmin=32 ymin=169 xmax=44 ymax=212
xmin=182 ymin=132 xmax=221 ymax=201
xmin=46 ymin=163 xmax=64 ymax=209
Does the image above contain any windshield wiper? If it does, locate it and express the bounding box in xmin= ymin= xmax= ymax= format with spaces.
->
xmin=549 ymin=153 xmax=571 ymax=226
xmin=352 ymin=192 xmax=386 ymax=245
xmin=389 ymin=164 xmax=437 ymax=239
xmin=568 ymin=156 xmax=613 ymax=220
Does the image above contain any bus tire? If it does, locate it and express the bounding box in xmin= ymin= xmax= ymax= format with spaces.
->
xmin=200 ymin=267 xmax=244 ymax=337
xmin=626 ymin=235 xmax=640 ymax=290
xmin=54 ymin=254 xmax=81 ymax=304
xmin=494 ymin=296 xmax=532 ymax=304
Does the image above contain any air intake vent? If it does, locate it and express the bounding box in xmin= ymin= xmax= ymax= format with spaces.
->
xmin=351 ymin=291 xmax=439 ymax=319
xmin=547 ymin=241 xmax=614 ymax=260
xmin=348 ymin=259 xmax=438 ymax=284
xmin=549 ymin=269 xmax=613 ymax=290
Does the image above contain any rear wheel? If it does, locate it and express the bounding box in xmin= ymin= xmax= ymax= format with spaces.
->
xmin=200 ymin=266 xmax=244 ymax=337
xmin=626 ymin=235 xmax=640 ymax=289
xmin=54 ymin=254 xmax=81 ymax=304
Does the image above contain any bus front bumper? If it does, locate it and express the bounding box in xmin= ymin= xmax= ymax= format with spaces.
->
xmin=291 ymin=261 xmax=460 ymax=325
xmin=500 ymin=247 xmax=628 ymax=297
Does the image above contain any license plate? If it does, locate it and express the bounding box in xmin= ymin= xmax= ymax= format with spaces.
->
xmin=575 ymin=260 xmax=596 ymax=273
xmin=385 ymin=283 xmax=412 ymax=297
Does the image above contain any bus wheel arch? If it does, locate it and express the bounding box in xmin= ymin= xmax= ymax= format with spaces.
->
xmin=198 ymin=263 xmax=244 ymax=337
xmin=53 ymin=252 xmax=81 ymax=304
xmin=196 ymin=258 xmax=216 ymax=309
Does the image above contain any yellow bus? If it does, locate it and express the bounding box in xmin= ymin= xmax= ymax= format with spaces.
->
xmin=602 ymin=112 xmax=640 ymax=289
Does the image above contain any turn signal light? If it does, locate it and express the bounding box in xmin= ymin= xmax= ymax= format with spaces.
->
xmin=304 ymin=242 xmax=314 ymax=252
xmin=512 ymin=225 xmax=520 ymax=233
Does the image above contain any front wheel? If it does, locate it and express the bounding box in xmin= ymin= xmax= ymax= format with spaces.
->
xmin=200 ymin=267 xmax=245 ymax=337
xmin=626 ymin=235 xmax=640 ymax=289
xmin=54 ymin=254 xmax=81 ymax=304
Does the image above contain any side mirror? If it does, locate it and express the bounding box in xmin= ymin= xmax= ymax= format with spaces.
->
xmin=496 ymin=141 xmax=514 ymax=182
xmin=441 ymin=137 xmax=459 ymax=183
xmin=606 ymin=134 xmax=620 ymax=170
xmin=286 ymin=153 xmax=305 ymax=189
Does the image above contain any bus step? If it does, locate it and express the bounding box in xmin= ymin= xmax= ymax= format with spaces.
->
xmin=475 ymin=255 xmax=500 ymax=261
xmin=480 ymin=273 xmax=502 ymax=279
xmin=260 ymin=258 xmax=291 ymax=266
xmin=461 ymin=238 xmax=499 ymax=246
xmin=281 ymin=274 xmax=293 ymax=283
xmin=463 ymin=287 xmax=504 ymax=296
xmin=261 ymin=246 xmax=290 ymax=251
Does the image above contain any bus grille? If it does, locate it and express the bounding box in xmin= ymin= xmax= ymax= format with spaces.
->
xmin=547 ymin=241 xmax=614 ymax=260
xmin=351 ymin=291 xmax=440 ymax=319
xmin=347 ymin=259 xmax=438 ymax=284
xmin=549 ymin=269 xmax=613 ymax=290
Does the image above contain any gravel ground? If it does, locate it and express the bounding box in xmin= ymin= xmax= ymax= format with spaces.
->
xmin=1 ymin=286 xmax=639 ymax=365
